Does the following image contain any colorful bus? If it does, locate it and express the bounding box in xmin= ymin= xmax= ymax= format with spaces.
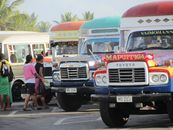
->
xmin=51 ymin=16 xmax=120 ymax=111
xmin=49 ymin=21 xmax=85 ymax=63
xmin=0 ymin=31 xmax=50 ymax=101
xmin=92 ymin=1 xmax=173 ymax=127
xmin=79 ymin=16 xmax=120 ymax=54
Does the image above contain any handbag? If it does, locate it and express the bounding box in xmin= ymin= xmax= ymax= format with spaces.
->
xmin=43 ymin=80 xmax=50 ymax=90
xmin=8 ymin=66 xmax=14 ymax=82
xmin=37 ymin=79 xmax=46 ymax=95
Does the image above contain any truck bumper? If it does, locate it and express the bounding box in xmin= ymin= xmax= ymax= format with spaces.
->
xmin=91 ymin=93 xmax=171 ymax=103
xmin=51 ymin=86 xmax=95 ymax=94
xmin=51 ymin=80 xmax=95 ymax=94
xmin=50 ymin=80 xmax=94 ymax=87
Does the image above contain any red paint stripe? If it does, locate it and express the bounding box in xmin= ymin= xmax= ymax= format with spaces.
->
xmin=32 ymin=57 xmax=52 ymax=63
xmin=123 ymin=1 xmax=173 ymax=17
xmin=94 ymin=70 xmax=106 ymax=79
xmin=51 ymin=21 xmax=85 ymax=31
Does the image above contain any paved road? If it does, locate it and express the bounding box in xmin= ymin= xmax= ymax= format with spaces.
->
xmin=0 ymin=102 xmax=173 ymax=130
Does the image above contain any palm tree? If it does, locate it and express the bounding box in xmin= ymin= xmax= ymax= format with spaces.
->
xmin=37 ymin=21 xmax=51 ymax=32
xmin=0 ymin=0 xmax=24 ymax=30
xmin=9 ymin=12 xmax=39 ymax=31
xmin=82 ymin=11 xmax=94 ymax=20
xmin=61 ymin=12 xmax=78 ymax=22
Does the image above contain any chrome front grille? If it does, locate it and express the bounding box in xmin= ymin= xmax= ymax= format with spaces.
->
xmin=60 ymin=67 xmax=88 ymax=80
xmin=108 ymin=62 xmax=148 ymax=86
xmin=109 ymin=68 xmax=145 ymax=83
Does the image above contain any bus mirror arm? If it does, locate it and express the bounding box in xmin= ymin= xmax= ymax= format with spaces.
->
xmin=87 ymin=44 xmax=92 ymax=55
xmin=86 ymin=44 xmax=101 ymax=62
xmin=89 ymin=49 xmax=100 ymax=62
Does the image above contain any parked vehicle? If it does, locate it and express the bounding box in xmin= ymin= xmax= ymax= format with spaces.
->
xmin=51 ymin=16 xmax=120 ymax=111
xmin=0 ymin=31 xmax=50 ymax=102
xmin=49 ymin=21 xmax=86 ymax=63
xmin=92 ymin=1 xmax=173 ymax=127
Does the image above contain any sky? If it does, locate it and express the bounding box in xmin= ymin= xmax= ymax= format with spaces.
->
xmin=18 ymin=0 xmax=162 ymax=24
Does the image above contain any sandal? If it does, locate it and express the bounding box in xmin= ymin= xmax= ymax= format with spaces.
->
xmin=23 ymin=108 xmax=31 ymax=111
xmin=43 ymin=106 xmax=49 ymax=109
xmin=36 ymin=107 xmax=42 ymax=110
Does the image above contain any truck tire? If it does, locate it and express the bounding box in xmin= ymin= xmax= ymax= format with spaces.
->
xmin=155 ymin=102 xmax=167 ymax=113
xmin=167 ymin=96 xmax=173 ymax=122
xmin=99 ymin=101 xmax=129 ymax=128
xmin=45 ymin=89 xmax=53 ymax=104
xmin=12 ymin=82 xmax=23 ymax=102
xmin=57 ymin=93 xmax=81 ymax=112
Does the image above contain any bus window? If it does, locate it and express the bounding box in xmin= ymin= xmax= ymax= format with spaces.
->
xmin=4 ymin=44 xmax=8 ymax=59
xmin=8 ymin=44 xmax=31 ymax=63
xmin=0 ymin=43 xmax=2 ymax=53
xmin=32 ymin=44 xmax=45 ymax=57
xmin=55 ymin=42 xmax=78 ymax=55
xmin=80 ymin=38 xmax=119 ymax=55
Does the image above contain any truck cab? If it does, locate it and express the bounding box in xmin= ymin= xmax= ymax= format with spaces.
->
xmin=92 ymin=1 xmax=173 ymax=128
xmin=51 ymin=17 xmax=120 ymax=111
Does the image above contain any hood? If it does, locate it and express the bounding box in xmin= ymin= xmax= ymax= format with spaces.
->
xmin=144 ymin=50 xmax=173 ymax=66
xmin=59 ymin=55 xmax=95 ymax=63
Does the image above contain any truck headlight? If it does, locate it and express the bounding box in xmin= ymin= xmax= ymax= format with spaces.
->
xmin=102 ymin=76 xmax=107 ymax=83
xmin=152 ymin=75 xmax=159 ymax=82
xmin=160 ymin=74 xmax=167 ymax=82
xmin=149 ymin=72 xmax=169 ymax=85
xmin=52 ymin=71 xmax=60 ymax=81
xmin=96 ymin=75 xmax=101 ymax=84
xmin=95 ymin=74 xmax=108 ymax=86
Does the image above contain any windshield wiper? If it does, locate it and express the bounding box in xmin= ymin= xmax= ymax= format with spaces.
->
xmin=128 ymin=48 xmax=147 ymax=52
xmin=93 ymin=51 xmax=114 ymax=54
xmin=128 ymin=47 xmax=173 ymax=52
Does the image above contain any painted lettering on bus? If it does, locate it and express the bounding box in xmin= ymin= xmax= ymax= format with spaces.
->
xmin=141 ymin=30 xmax=173 ymax=36
xmin=105 ymin=54 xmax=145 ymax=61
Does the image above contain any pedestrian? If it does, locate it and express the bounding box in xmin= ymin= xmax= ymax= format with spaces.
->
xmin=23 ymin=55 xmax=42 ymax=111
xmin=0 ymin=53 xmax=13 ymax=111
xmin=35 ymin=54 xmax=48 ymax=109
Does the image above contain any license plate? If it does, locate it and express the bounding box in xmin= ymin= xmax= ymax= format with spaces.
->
xmin=116 ymin=96 xmax=133 ymax=103
xmin=65 ymin=88 xmax=77 ymax=93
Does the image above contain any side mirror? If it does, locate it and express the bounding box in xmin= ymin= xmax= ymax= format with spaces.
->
xmin=87 ymin=44 xmax=92 ymax=55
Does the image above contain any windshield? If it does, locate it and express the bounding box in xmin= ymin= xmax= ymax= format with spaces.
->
xmin=80 ymin=38 xmax=119 ymax=55
xmin=127 ymin=30 xmax=173 ymax=52
xmin=55 ymin=42 xmax=78 ymax=55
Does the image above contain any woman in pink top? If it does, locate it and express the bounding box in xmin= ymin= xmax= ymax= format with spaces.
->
xmin=23 ymin=55 xmax=42 ymax=111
